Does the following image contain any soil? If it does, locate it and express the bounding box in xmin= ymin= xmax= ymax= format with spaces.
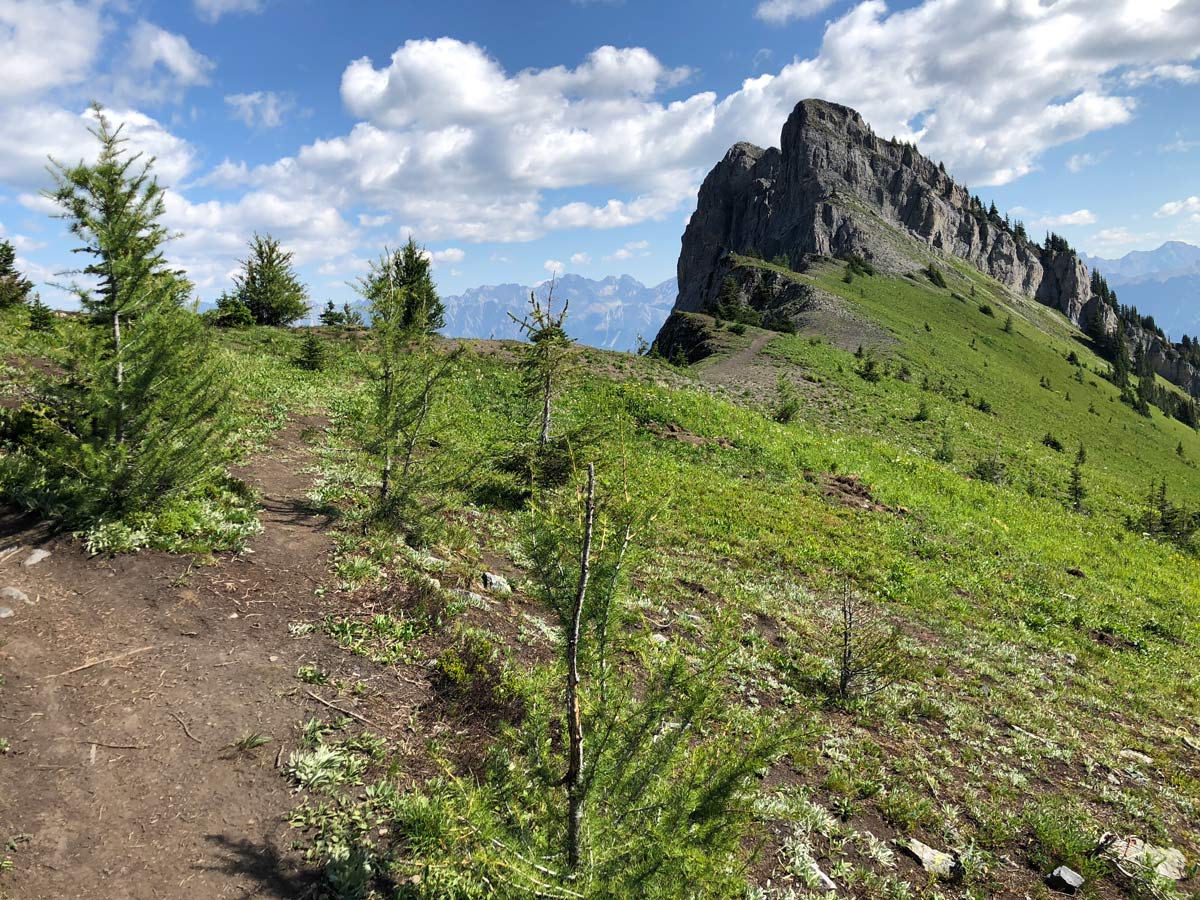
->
xmin=0 ymin=416 xmax=419 ymax=900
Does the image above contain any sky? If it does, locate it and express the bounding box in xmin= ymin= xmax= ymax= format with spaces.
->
xmin=1 ymin=0 xmax=1199 ymax=312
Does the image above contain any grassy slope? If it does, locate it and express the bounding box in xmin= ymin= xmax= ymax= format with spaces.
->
xmin=4 ymin=274 xmax=1199 ymax=896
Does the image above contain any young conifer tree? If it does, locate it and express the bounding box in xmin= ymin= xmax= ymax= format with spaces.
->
xmin=42 ymin=105 xmax=233 ymax=517
xmin=234 ymin=234 xmax=309 ymax=326
xmin=27 ymin=295 xmax=55 ymax=332
xmin=0 ymin=239 xmax=33 ymax=308
xmin=509 ymin=281 xmax=575 ymax=448
xmin=357 ymin=243 xmax=460 ymax=535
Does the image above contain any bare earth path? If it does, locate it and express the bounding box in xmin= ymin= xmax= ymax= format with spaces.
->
xmin=0 ymin=415 xmax=368 ymax=899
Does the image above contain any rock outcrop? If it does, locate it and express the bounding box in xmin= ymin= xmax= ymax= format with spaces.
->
xmin=669 ymin=99 xmax=1109 ymax=335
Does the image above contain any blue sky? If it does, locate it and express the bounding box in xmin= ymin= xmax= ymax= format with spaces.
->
xmin=1 ymin=0 xmax=1199 ymax=312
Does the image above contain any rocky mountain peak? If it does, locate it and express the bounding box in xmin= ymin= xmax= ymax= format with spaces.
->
xmin=669 ymin=97 xmax=1109 ymax=336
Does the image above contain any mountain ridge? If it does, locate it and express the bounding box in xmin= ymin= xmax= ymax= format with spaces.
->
xmin=441 ymin=272 xmax=675 ymax=351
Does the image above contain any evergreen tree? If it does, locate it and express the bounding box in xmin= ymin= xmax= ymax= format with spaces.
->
xmin=341 ymin=303 xmax=364 ymax=327
xmin=509 ymin=283 xmax=575 ymax=448
xmin=318 ymin=300 xmax=344 ymax=327
xmin=210 ymin=291 xmax=254 ymax=328
xmin=356 ymin=244 xmax=461 ymax=532
xmin=27 ymin=295 xmax=55 ymax=332
xmin=0 ymin=239 xmax=33 ymax=308
xmin=296 ymin=331 xmax=327 ymax=371
xmin=29 ymin=106 xmax=233 ymax=519
xmin=234 ymin=233 xmax=309 ymax=326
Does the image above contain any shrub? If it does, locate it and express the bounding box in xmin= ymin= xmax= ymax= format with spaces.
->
xmin=297 ymin=331 xmax=328 ymax=372
xmin=1041 ymin=432 xmax=1064 ymax=452
xmin=925 ymin=264 xmax=948 ymax=288
xmin=978 ymin=303 xmax=995 ymax=317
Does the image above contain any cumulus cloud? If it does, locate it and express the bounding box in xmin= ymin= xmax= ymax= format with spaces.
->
xmin=226 ymin=91 xmax=294 ymax=128
xmin=111 ymin=21 xmax=214 ymax=105
xmin=544 ymin=259 xmax=566 ymax=276
xmin=0 ymin=0 xmax=103 ymax=101
xmin=431 ymin=247 xmax=465 ymax=264
xmin=755 ymin=0 xmax=839 ymax=25
xmin=1155 ymin=196 xmax=1200 ymax=217
xmin=570 ymin=252 xmax=592 ymax=265
xmin=194 ymin=0 xmax=264 ymax=23
xmin=1035 ymin=209 xmax=1097 ymax=227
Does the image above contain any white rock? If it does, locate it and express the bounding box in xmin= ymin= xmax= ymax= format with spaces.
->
xmin=899 ymin=838 xmax=959 ymax=879
xmin=482 ymin=572 xmax=512 ymax=595
xmin=1119 ymin=749 xmax=1153 ymax=766
xmin=0 ymin=606 xmax=13 ymax=619
xmin=1103 ymin=835 xmax=1187 ymax=880
xmin=22 ymin=549 xmax=51 ymax=567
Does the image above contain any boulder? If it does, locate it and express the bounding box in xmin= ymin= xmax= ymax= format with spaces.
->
xmin=1045 ymin=865 xmax=1084 ymax=895
xmin=1119 ymin=749 xmax=1153 ymax=766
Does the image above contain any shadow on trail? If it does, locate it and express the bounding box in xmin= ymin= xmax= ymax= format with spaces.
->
xmin=200 ymin=833 xmax=322 ymax=900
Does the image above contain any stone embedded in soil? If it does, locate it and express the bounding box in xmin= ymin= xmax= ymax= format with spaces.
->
xmin=0 ymin=606 xmax=13 ymax=619
xmin=22 ymin=549 xmax=51 ymax=567
xmin=1101 ymin=834 xmax=1187 ymax=880
xmin=899 ymin=838 xmax=960 ymax=880
xmin=809 ymin=861 xmax=838 ymax=892
xmin=1045 ymin=865 xmax=1084 ymax=895
xmin=482 ymin=572 xmax=512 ymax=595
xmin=0 ymin=587 xmax=29 ymax=606
xmin=1119 ymin=749 xmax=1153 ymax=766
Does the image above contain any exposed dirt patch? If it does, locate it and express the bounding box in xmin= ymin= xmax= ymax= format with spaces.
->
xmin=643 ymin=420 xmax=734 ymax=449
xmin=0 ymin=415 xmax=424 ymax=900
xmin=821 ymin=473 xmax=906 ymax=514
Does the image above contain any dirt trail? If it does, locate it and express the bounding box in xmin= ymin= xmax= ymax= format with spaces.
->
xmin=695 ymin=331 xmax=780 ymax=397
xmin=0 ymin=415 xmax=382 ymax=900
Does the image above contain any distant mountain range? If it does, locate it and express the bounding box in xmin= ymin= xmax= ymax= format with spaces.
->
xmin=1082 ymin=241 xmax=1200 ymax=339
xmin=441 ymin=273 xmax=677 ymax=351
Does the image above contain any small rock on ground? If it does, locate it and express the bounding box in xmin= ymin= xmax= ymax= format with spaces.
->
xmin=0 ymin=587 xmax=29 ymax=606
xmin=1045 ymin=865 xmax=1084 ymax=895
xmin=0 ymin=606 xmax=13 ymax=619
xmin=1119 ymin=749 xmax=1153 ymax=766
xmin=22 ymin=549 xmax=51 ymax=567
xmin=1102 ymin=834 xmax=1187 ymax=881
xmin=899 ymin=838 xmax=961 ymax=880
xmin=809 ymin=861 xmax=837 ymax=892
xmin=482 ymin=572 xmax=512 ymax=595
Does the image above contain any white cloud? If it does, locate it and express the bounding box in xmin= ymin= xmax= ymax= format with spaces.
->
xmin=226 ymin=91 xmax=293 ymax=128
xmin=1089 ymin=227 xmax=1151 ymax=252
xmin=0 ymin=0 xmax=103 ymax=101
xmin=1160 ymin=136 xmax=1200 ymax=153
xmin=1123 ymin=63 xmax=1200 ymax=86
xmin=1035 ymin=209 xmax=1097 ymax=227
xmin=431 ymin=247 xmax=465 ymax=264
xmin=755 ymin=0 xmax=838 ymax=25
xmin=1155 ymin=196 xmax=1200 ymax=217
xmin=0 ymin=105 xmax=198 ymax=193
xmin=128 ymin=22 xmax=213 ymax=87
xmin=604 ymin=239 xmax=650 ymax=261
xmin=544 ymin=259 xmax=565 ymax=276
xmin=194 ymin=0 xmax=264 ymax=23
xmin=1066 ymin=152 xmax=1101 ymax=172
xmin=570 ymin=252 xmax=591 ymax=265
xmin=358 ymin=213 xmax=392 ymax=228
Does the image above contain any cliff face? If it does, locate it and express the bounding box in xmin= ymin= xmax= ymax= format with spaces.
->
xmin=672 ymin=99 xmax=1110 ymax=334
